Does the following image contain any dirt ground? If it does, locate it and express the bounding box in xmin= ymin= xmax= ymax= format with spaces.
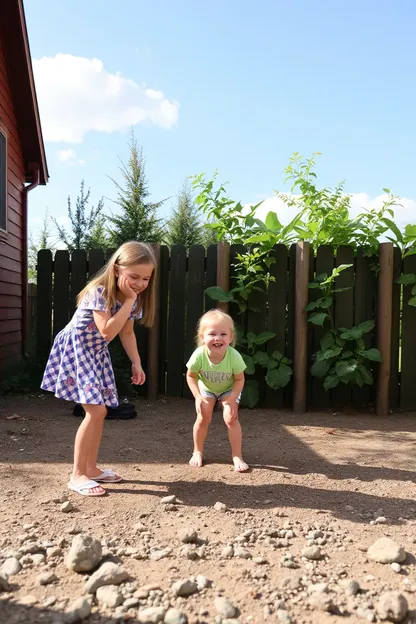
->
xmin=0 ymin=394 xmax=415 ymax=624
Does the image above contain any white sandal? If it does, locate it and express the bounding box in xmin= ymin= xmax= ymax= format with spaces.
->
xmin=68 ymin=479 xmax=106 ymax=496
xmin=88 ymin=469 xmax=123 ymax=483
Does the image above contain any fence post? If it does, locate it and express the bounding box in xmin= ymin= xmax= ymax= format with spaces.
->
xmin=375 ymin=242 xmax=394 ymax=417
xmin=147 ymin=244 xmax=161 ymax=401
xmin=217 ymin=241 xmax=230 ymax=312
xmin=293 ymin=241 xmax=310 ymax=414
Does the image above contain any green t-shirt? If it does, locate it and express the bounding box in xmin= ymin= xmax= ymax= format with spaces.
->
xmin=186 ymin=346 xmax=246 ymax=394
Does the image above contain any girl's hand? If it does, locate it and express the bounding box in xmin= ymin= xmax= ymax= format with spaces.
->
xmin=195 ymin=394 xmax=210 ymax=414
xmin=131 ymin=362 xmax=146 ymax=385
xmin=118 ymin=275 xmax=136 ymax=300
xmin=221 ymin=399 xmax=238 ymax=420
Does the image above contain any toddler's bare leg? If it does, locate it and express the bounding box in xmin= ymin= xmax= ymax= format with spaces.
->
xmin=190 ymin=398 xmax=216 ymax=467
xmin=222 ymin=403 xmax=249 ymax=472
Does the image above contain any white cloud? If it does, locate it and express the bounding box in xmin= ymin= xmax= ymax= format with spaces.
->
xmin=57 ymin=148 xmax=85 ymax=165
xmin=253 ymin=192 xmax=416 ymax=232
xmin=33 ymin=54 xmax=179 ymax=143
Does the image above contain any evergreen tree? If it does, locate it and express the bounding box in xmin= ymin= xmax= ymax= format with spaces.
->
xmin=28 ymin=210 xmax=55 ymax=283
xmin=53 ymin=180 xmax=104 ymax=251
xmin=107 ymin=132 xmax=164 ymax=246
xmin=167 ymin=181 xmax=203 ymax=247
xmin=200 ymin=217 xmax=219 ymax=247
xmin=85 ymin=215 xmax=110 ymax=251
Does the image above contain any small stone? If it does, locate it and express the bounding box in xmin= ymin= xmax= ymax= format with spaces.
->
xmin=277 ymin=610 xmax=292 ymax=623
xmin=137 ymin=607 xmax=166 ymax=623
xmin=149 ymin=548 xmax=171 ymax=561
xmin=31 ymin=553 xmax=45 ymax=565
xmin=160 ymin=495 xmax=177 ymax=504
xmin=254 ymin=556 xmax=267 ymax=565
xmin=308 ymin=583 xmax=329 ymax=595
xmin=178 ymin=528 xmax=198 ymax=543
xmin=164 ymin=504 xmax=178 ymax=512
xmin=96 ymin=584 xmax=123 ymax=608
xmin=345 ymin=505 xmax=354 ymax=511
xmin=338 ymin=579 xmax=360 ymax=596
xmin=391 ymin=562 xmax=402 ymax=573
xmin=375 ymin=516 xmax=387 ymax=524
xmin=0 ymin=573 xmax=10 ymax=592
xmin=1 ymin=557 xmax=22 ymax=576
xmin=302 ymin=546 xmax=322 ymax=560
xmin=64 ymin=596 xmax=92 ymax=623
xmin=196 ymin=574 xmax=210 ymax=590
xmin=234 ymin=546 xmax=251 ymax=559
xmin=65 ymin=534 xmax=102 ymax=572
xmin=214 ymin=501 xmax=228 ymax=512
xmin=43 ymin=596 xmax=57 ymax=607
xmin=20 ymin=595 xmax=38 ymax=606
xmin=61 ymin=501 xmax=74 ymax=513
xmin=47 ymin=546 xmax=63 ymax=559
xmin=38 ymin=572 xmax=58 ymax=586
xmin=164 ymin=608 xmax=188 ymax=624
xmin=124 ymin=598 xmax=140 ymax=608
xmin=172 ymin=579 xmax=198 ymax=597
xmin=376 ymin=591 xmax=408 ymax=622
xmin=84 ymin=561 xmax=128 ymax=593
xmin=221 ymin=545 xmax=234 ymax=559
xmin=214 ymin=596 xmax=237 ymax=618
xmin=309 ymin=593 xmax=336 ymax=613
xmin=53 ymin=494 xmax=69 ymax=503
xmin=367 ymin=538 xmax=406 ymax=564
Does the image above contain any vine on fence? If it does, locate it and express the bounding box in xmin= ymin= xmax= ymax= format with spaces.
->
xmin=308 ymin=266 xmax=382 ymax=390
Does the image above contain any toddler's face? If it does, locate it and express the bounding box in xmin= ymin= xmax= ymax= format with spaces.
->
xmin=202 ymin=320 xmax=233 ymax=353
xmin=117 ymin=263 xmax=153 ymax=294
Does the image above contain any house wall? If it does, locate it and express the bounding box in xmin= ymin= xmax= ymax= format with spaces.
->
xmin=0 ymin=32 xmax=25 ymax=368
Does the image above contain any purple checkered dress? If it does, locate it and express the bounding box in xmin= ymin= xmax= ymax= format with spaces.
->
xmin=41 ymin=286 xmax=142 ymax=407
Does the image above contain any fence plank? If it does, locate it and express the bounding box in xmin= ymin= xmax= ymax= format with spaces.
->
xmin=246 ymin=266 xmax=267 ymax=405
xmin=311 ymin=245 xmax=334 ymax=409
xmin=400 ymin=254 xmax=416 ymax=410
xmin=332 ymin=245 xmax=355 ymax=406
xmin=217 ymin=241 xmax=230 ymax=313
xmin=285 ymin=244 xmax=296 ymax=407
xmin=183 ymin=245 xmax=206 ymax=398
xmin=293 ymin=242 xmax=310 ymax=414
xmin=36 ymin=249 xmax=53 ymax=361
xmin=375 ymin=243 xmax=394 ymax=417
xmin=353 ymin=249 xmax=377 ymax=407
xmin=157 ymin=245 xmax=170 ymax=394
xmin=166 ymin=245 xmax=187 ymax=396
xmin=89 ymin=249 xmax=105 ymax=279
xmin=70 ymin=250 xmax=88 ymax=315
xmin=147 ymin=245 xmax=161 ymax=401
xmin=53 ymin=250 xmax=70 ymax=337
xmin=204 ymin=244 xmax=217 ymax=311
xmin=389 ymin=247 xmax=402 ymax=409
xmin=306 ymin=245 xmax=315 ymax=407
xmin=266 ymin=244 xmax=288 ymax=407
xmin=27 ymin=282 xmax=37 ymax=337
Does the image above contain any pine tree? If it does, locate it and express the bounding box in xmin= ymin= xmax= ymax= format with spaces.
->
xmin=167 ymin=181 xmax=203 ymax=247
xmin=107 ymin=133 xmax=164 ymax=246
xmin=85 ymin=215 xmax=110 ymax=251
xmin=53 ymin=180 xmax=104 ymax=251
xmin=28 ymin=209 xmax=55 ymax=283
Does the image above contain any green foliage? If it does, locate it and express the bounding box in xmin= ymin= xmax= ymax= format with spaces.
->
xmin=308 ymin=267 xmax=382 ymax=391
xmin=167 ymin=181 xmax=203 ymax=247
xmin=107 ymin=132 xmax=165 ymax=246
xmin=53 ymin=180 xmax=105 ymax=251
xmin=28 ymin=210 xmax=55 ymax=283
xmin=86 ymin=215 xmax=110 ymax=251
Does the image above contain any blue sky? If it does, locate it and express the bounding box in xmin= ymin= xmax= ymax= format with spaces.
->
xmin=25 ymin=0 xmax=416 ymax=239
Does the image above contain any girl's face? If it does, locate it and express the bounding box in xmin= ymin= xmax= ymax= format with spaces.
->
xmin=117 ymin=263 xmax=154 ymax=294
xmin=201 ymin=319 xmax=233 ymax=353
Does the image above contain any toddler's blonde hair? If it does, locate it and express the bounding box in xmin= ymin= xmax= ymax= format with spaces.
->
xmin=197 ymin=309 xmax=236 ymax=347
xmin=76 ymin=241 xmax=157 ymax=327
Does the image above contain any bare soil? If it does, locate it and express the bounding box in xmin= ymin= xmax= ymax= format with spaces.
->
xmin=0 ymin=394 xmax=415 ymax=623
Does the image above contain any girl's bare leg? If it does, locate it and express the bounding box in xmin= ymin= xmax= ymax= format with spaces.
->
xmin=72 ymin=404 xmax=107 ymax=494
xmin=189 ymin=398 xmax=216 ymax=467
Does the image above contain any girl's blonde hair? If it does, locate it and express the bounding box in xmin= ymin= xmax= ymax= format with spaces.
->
xmin=197 ymin=309 xmax=236 ymax=347
xmin=76 ymin=241 xmax=157 ymax=327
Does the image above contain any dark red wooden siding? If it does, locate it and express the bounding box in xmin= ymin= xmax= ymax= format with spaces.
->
xmin=0 ymin=31 xmax=25 ymax=368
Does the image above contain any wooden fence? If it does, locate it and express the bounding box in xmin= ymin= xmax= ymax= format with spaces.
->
xmin=32 ymin=242 xmax=416 ymax=413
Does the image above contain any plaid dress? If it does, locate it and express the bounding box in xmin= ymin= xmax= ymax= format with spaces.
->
xmin=41 ymin=286 xmax=142 ymax=407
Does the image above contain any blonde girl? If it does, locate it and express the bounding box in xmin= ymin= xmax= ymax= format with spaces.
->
xmin=41 ymin=241 xmax=157 ymax=496
xmin=186 ymin=309 xmax=249 ymax=472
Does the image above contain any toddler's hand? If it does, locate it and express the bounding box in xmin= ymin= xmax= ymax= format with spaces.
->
xmin=118 ymin=275 xmax=136 ymax=300
xmin=131 ymin=363 xmax=146 ymax=385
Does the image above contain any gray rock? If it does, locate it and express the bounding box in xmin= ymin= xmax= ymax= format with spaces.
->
xmin=19 ymin=595 xmax=38 ymax=606
xmin=43 ymin=596 xmax=57 ymax=607
xmin=38 ymin=572 xmax=58 ymax=586
xmin=391 ymin=562 xmax=402 ymax=573
xmin=149 ymin=548 xmax=171 ymax=561
xmin=61 ymin=501 xmax=74 ymax=513
xmin=214 ymin=502 xmax=228 ymax=512
xmin=234 ymin=546 xmax=251 ymax=559
xmin=221 ymin=545 xmax=234 ymax=559
xmin=376 ymin=591 xmax=408 ymax=622
xmin=0 ymin=573 xmax=10 ymax=592
xmin=84 ymin=561 xmax=128 ymax=594
xmin=196 ymin=575 xmax=210 ymax=590
xmin=31 ymin=553 xmax=45 ymax=566
xmin=338 ymin=579 xmax=360 ymax=596
xmin=47 ymin=546 xmax=63 ymax=559
xmin=214 ymin=596 xmax=237 ymax=618
xmin=65 ymin=534 xmax=102 ymax=572
xmin=160 ymin=495 xmax=177 ymax=504
xmin=1 ymin=557 xmax=22 ymax=577
xmin=137 ymin=607 xmax=166 ymax=623
xmin=308 ymin=593 xmax=336 ymax=613
xmin=302 ymin=546 xmax=322 ymax=560
xmin=124 ymin=597 xmax=140 ymax=608
xmin=277 ymin=610 xmax=292 ymax=623
xmin=164 ymin=608 xmax=188 ymax=624
xmin=64 ymin=596 xmax=92 ymax=623
xmin=172 ymin=579 xmax=198 ymax=597
xmin=96 ymin=585 xmax=123 ymax=608
xmin=308 ymin=583 xmax=329 ymax=595
xmin=367 ymin=538 xmax=406 ymax=564
xmin=178 ymin=528 xmax=198 ymax=544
